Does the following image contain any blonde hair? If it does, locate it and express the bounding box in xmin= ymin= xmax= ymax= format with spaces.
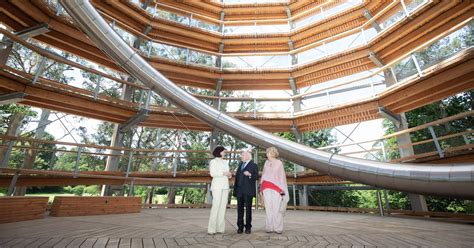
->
xmin=266 ymin=147 xmax=279 ymax=158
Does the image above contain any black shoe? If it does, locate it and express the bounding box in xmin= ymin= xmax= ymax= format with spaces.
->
xmin=245 ymin=229 xmax=251 ymax=234
xmin=237 ymin=229 xmax=243 ymax=234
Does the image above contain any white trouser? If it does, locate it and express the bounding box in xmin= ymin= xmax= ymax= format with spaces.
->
xmin=208 ymin=188 xmax=229 ymax=233
xmin=263 ymin=189 xmax=284 ymax=233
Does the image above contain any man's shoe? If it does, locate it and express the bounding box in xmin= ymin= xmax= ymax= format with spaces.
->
xmin=245 ymin=229 xmax=251 ymax=234
xmin=237 ymin=229 xmax=243 ymax=234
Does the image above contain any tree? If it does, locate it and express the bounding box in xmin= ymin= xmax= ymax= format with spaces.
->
xmin=372 ymin=91 xmax=473 ymax=212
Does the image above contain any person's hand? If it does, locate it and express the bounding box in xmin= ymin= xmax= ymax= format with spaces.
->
xmin=243 ymin=171 xmax=251 ymax=177
xmin=224 ymin=171 xmax=232 ymax=178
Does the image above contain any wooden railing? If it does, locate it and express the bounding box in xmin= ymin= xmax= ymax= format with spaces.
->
xmin=0 ymin=110 xmax=472 ymax=170
xmin=1 ymin=23 xmax=471 ymax=119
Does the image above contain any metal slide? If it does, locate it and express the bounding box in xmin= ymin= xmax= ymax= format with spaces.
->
xmin=61 ymin=0 xmax=474 ymax=199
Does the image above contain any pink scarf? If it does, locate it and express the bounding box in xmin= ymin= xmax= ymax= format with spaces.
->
xmin=260 ymin=159 xmax=289 ymax=196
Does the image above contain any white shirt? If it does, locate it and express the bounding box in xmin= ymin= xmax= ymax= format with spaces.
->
xmin=209 ymin=158 xmax=229 ymax=190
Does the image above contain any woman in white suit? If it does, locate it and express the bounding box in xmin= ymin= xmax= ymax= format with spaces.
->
xmin=208 ymin=146 xmax=232 ymax=235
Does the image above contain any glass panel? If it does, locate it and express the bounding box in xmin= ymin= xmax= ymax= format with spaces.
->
xmin=414 ymin=21 xmax=474 ymax=71
xmin=379 ymin=7 xmax=405 ymax=30
xmin=189 ymin=50 xmax=217 ymax=67
xmin=406 ymin=0 xmax=428 ymax=14
xmin=297 ymin=45 xmax=326 ymax=65
xmin=393 ymin=56 xmax=417 ymax=82
xmin=222 ymin=55 xmax=289 ymax=69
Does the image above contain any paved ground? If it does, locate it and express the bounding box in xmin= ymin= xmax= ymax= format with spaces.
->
xmin=0 ymin=208 xmax=473 ymax=247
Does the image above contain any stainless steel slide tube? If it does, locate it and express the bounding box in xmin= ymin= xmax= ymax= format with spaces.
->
xmin=61 ymin=0 xmax=474 ymax=199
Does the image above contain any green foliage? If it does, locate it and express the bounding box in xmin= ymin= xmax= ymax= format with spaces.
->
xmin=0 ymin=105 xmax=36 ymax=134
xmin=385 ymin=191 xmax=410 ymax=210
xmin=372 ymin=91 xmax=473 ymax=212
xmin=276 ymin=129 xmax=336 ymax=171
xmin=394 ymin=20 xmax=473 ymax=81
xmin=64 ymin=185 xmax=85 ymax=196
xmin=184 ymin=143 xmax=209 ymax=170
xmin=182 ymin=188 xmax=206 ymax=204
xmin=426 ymin=196 xmax=474 ymax=213
xmin=309 ymin=189 xmax=360 ymax=208
xmin=84 ymin=185 xmax=100 ymax=196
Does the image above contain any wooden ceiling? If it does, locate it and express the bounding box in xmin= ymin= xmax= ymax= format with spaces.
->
xmin=1 ymin=0 xmax=470 ymax=91
xmin=0 ymin=48 xmax=471 ymax=132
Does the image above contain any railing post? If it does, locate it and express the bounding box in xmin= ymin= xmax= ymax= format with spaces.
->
xmin=185 ymin=48 xmax=190 ymax=65
xmin=376 ymin=190 xmax=384 ymax=216
xmin=400 ymin=0 xmax=410 ymax=17
xmin=361 ymin=27 xmax=367 ymax=44
xmin=172 ymin=151 xmax=178 ymax=177
xmin=381 ymin=140 xmax=387 ymax=161
xmin=326 ymin=91 xmax=331 ymax=107
xmin=144 ymin=89 xmax=152 ymax=110
xmin=428 ymin=126 xmax=444 ymax=158
xmin=253 ymin=98 xmax=257 ymax=118
xmin=48 ymin=151 xmax=55 ymax=170
xmin=32 ymin=56 xmax=47 ymax=84
xmin=129 ymin=179 xmax=135 ymax=197
xmin=93 ymin=76 xmax=101 ymax=100
xmin=383 ymin=190 xmax=391 ymax=210
xmin=147 ymin=40 xmax=153 ymax=57
xmin=389 ymin=67 xmax=398 ymax=84
xmin=463 ymin=134 xmax=472 ymax=150
xmin=126 ymin=150 xmax=133 ymax=177
xmin=370 ymin=76 xmax=375 ymax=97
xmin=290 ymin=98 xmax=294 ymax=117
xmin=411 ymin=54 xmax=423 ymax=77
xmin=74 ymin=146 xmax=82 ymax=178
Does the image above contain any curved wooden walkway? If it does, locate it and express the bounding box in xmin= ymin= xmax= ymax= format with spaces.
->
xmin=0 ymin=208 xmax=473 ymax=247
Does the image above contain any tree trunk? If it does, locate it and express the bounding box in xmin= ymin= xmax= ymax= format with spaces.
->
xmin=145 ymin=186 xmax=155 ymax=207
xmin=15 ymin=110 xmax=50 ymax=196
xmin=1 ymin=112 xmax=25 ymax=168
xmin=181 ymin=188 xmax=187 ymax=204
xmin=167 ymin=187 xmax=176 ymax=204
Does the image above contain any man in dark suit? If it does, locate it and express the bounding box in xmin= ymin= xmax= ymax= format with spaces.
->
xmin=234 ymin=151 xmax=259 ymax=234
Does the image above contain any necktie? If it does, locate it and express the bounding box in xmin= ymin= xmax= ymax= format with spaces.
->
xmin=241 ymin=162 xmax=248 ymax=171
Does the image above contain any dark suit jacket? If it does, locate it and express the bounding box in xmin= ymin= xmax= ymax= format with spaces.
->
xmin=233 ymin=160 xmax=259 ymax=197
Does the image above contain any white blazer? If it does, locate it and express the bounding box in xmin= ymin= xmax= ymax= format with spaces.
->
xmin=209 ymin=158 xmax=229 ymax=191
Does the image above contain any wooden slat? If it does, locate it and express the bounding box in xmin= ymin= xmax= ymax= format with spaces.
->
xmin=50 ymin=197 xmax=142 ymax=217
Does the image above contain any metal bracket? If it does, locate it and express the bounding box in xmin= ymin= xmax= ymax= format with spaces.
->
xmin=378 ymin=106 xmax=401 ymax=127
xmin=363 ymin=9 xmax=381 ymax=32
xmin=368 ymin=51 xmax=384 ymax=67
xmin=15 ymin=23 xmax=50 ymax=39
xmin=0 ymin=92 xmax=26 ymax=105
xmin=119 ymin=108 xmax=149 ymax=133
xmin=290 ymin=125 xmax=302 ymax=143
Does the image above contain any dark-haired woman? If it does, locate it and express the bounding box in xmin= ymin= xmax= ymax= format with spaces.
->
xmin=208 ymin=146 xmax=232 ymax=235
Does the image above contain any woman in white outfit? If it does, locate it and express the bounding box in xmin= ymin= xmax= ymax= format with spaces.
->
xmin=260 ymin=147 xmax=289 ymax=234
xmin=208 ymin=146 xmax=232 ymax=235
